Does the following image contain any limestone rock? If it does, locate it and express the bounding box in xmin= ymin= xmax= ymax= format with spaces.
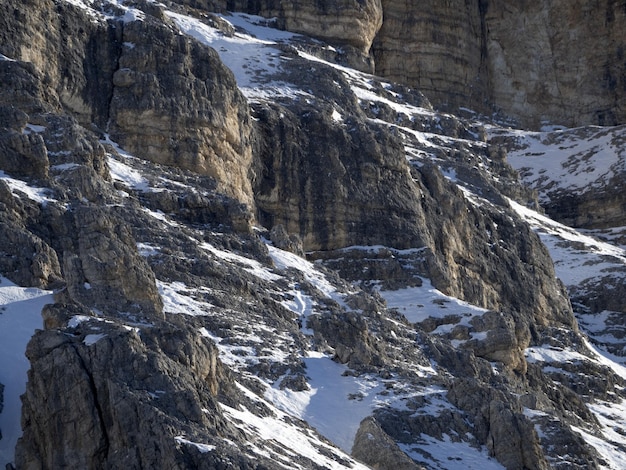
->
xmin=372 ymin=0 xmax=486 ymax=117
xmin=0 ymin=0 xmax=256 ymax=210
xmin=0 ymin=1 xmax=622 ymax=468
xmin=0 ymin=0 xmax=119 ymax=125
xmin=0 ymin=181 xmax=63 ymax=289
xmin=61 ymin=205 xmax=164 ymax=319
xmin=109 ymin=16 xmax=256 ymax=208
xmin=269 ymin=224 xmax=304 ymax=256
xmin=251 ymin=54 xmax=575 ymax=337
xmin=308 ymin=310 xmax=384 ymax=368
xmin=252 ymin=98 xmax=428 ymax=252
xmin=482 ymin=0 xmax=626 ymax=127
xmin=352 ymin=417 xmax=423 ymax=470
xmin=371 ymin=0 xmax=626 ymax=128
xmin=465 ymin=311 xmax=529 ymax=373
xmin=15 ymin=319 xmax=231 ymax=469
xmin=446 ymin=379 xmax=549 ymax=470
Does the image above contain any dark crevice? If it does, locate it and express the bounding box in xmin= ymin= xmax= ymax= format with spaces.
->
xmin=477 ymin=0 xmax=490 ymax=107
xmin=103 ymin=22 xmax=124 ymax=133
xmin=70 ymin=343 xmax=111 ymax=464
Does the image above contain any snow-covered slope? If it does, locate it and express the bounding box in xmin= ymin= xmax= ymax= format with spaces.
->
xmin=0 ymin=279 xmax=51 ymax=465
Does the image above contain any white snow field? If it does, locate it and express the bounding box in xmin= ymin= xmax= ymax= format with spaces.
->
xmin=0 ymin=278 xmax=51 ymax=467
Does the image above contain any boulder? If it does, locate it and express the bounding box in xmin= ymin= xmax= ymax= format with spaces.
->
xmin=352 ymin=417 xmax=423 ymax=470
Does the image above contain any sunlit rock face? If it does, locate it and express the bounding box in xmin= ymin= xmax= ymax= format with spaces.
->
xmin=198 ymin=0 xmax=383 ymax=70
xmin=0 ymin=0 xmax=256 ymax=209
xmin=372 ymin=0 xmax=626 ymax=128
xmin=108 ymin=17 xmax=256 ymax=209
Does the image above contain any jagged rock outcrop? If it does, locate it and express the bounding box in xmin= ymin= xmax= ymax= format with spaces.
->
xmin=447 ymin=379 xmax=549 ymax=470
xmin=109 ymin=14 xmax=256 ymax=208
xmin=252 ymin=99 xmax=428 ymax=251
xmin=61 ymin=205 xmax=164 ymax=319
xmin=497 ymin=125 xmax=626 ymax=230
xmin=251 ymin=54 xmax=574 ymax=338
xmin=0 ymin=0 xmax=256 ymax=209
xmin=16 ymin=314 xmax=252 ymax=470
xmin=352 ymin=417 xmax=423 ymax=470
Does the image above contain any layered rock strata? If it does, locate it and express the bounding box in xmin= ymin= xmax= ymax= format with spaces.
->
xmin=0 ymin=1 xmax=622 ymax=469
xmin=0 ymin=0 xmax=256 ymax=209
xmin=372 ymin=0 xmax=626 ymax=127
xmin=109 ymin=16 xmax=256 ymax=207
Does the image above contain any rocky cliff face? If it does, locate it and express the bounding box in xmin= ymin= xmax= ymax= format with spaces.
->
xmin=0 ymin=1 xmax=625 ymax=469
xmin=374 ymin=0 xmax=626 ymax=128
xmin=372 ymin=0 xmax=486 ymax=118
xmin=202 ymin=0 xmax=626 ymax=128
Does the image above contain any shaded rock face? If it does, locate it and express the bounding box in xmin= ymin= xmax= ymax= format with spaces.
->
xmin=447 ymin=379 xmax=548 ymax=470
xmin=16 ymin=315 xmax=243 ymax=470
xmin=176 ymin=1 xmax=623 ymax=127
xmin=372 ymin=0 xmax=486 ymax=116
xmin=0 ymin=1 xmax=622 ymax=469
xmin=250 ymin=72 xmax=575 ymax=352
xmin=372 ymin=0 xmax=626 ymax=128
xmin=252 ymin=99 xmax=427 ymax=252
xmin=248 ymin=61 xmax=574 ymax=334
xmin=61 ymin=206 xmax=164 ymax=319
xmin=0 ymin=0 xmax=117 ymax=125
xmin=482 ymin=0 xmax=626 ymax=127
xmin=200 ymin=0 xmax=626 ymax=127
xmin=352 ymin=417 xmax=423 ymax=470
xmin=493 ymin=125 xmax=626 ymax=230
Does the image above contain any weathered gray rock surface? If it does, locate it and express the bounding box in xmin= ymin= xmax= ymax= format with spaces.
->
xmin=200 ymin=0 xmax=383 ymax=71
xmin=0 ymin=1 xmax=624 ymax=469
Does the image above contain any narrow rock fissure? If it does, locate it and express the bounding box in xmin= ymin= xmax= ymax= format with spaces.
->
xmin=70 ymin=344 xmax=111 ymax=463
xmin=104 ymin=21 xmax=125 ymax=134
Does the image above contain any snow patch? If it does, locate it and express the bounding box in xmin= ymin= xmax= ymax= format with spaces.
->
xmin=221 ymin=381 xmax=370 ymax=469
xmin=399 ymin=433 xmax=505 ymax=470
xmin=165 ymin=11 xmax=303 ymax=99
xmin=107 ymin=156 xmax=151 ymax=192
xmin=0 ymin=277 xmax=51 ymax=467
xmin=83 ymin=333 xmax=107 ymax=346
xmin=378 ymin=278 xmax=488 ymax=324
xmin=0 ymin=170 xmax=57 ymax=206
xmin=174 ymin=435 xmax=215 ymax=453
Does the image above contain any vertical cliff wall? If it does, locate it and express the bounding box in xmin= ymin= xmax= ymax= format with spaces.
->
xmin=372 ymin=0 xmax=626 ymax=128
xmin=372 ymin=0 xmax=487 ymax=117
